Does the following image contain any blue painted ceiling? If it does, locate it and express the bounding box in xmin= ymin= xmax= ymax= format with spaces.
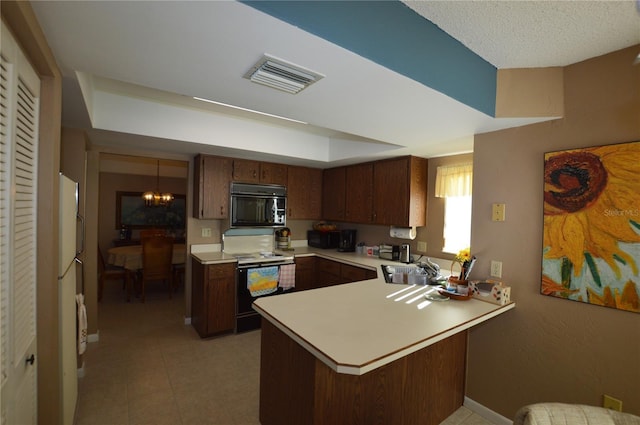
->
xmin=243 ymin=0 xmax=497 ymax=117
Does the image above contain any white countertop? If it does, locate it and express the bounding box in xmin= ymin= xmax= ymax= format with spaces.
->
xmin=191 ymin=245 xmax=515 ymax=375
xmin=254 ymin=279 xmax=514 ymax=375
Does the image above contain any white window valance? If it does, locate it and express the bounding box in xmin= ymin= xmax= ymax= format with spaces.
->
xmin=435 ymin=163 xmax=473 ymax=198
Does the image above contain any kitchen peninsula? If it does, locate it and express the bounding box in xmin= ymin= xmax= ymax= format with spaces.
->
xmin=252 ymin=258 xmax=515 ymax=425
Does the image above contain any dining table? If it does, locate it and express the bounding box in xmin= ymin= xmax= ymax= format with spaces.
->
xmin=107 ymin=244 xmax=186 ymax=301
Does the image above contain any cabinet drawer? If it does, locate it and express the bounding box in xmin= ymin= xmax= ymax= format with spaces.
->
xmin=207 ymin=263 xmax=236 ymax=279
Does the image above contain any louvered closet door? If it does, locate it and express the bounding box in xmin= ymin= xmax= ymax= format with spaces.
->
xmin=1 ymin=23 xmax=40 ymax=425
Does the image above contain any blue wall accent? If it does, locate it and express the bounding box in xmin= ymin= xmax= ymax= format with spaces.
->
xmin=242 ymin=0 xmax=497 ymax=117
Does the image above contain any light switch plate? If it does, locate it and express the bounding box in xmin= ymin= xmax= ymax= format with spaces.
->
xmin=417 ymin=241 xmax=427 ymax=252
xmin=201 ymin=228 xmax=212 ymax=238
xmin=492 ymin=203 xmax=506 ymax=221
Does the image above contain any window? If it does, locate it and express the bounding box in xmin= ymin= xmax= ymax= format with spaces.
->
xmin=435 ymin=163 xmax=473 ymax=254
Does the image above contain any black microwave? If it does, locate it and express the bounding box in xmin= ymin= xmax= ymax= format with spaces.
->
xmin=307 ymin=230 xmax=340 ymax=249
xmin=230 ymin=182 xmax=286 ymax=227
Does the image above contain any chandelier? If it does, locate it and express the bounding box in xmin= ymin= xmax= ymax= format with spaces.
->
xmin=142 ymin=159 xmax=174 ymax=207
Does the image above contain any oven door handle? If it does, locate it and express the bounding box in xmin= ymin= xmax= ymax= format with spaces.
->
xmin=238 ymin=261 xmax=294 ymax=269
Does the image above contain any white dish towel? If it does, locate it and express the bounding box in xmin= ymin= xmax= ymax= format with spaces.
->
xmin=75 ymin=293 xmax=87 ymax=355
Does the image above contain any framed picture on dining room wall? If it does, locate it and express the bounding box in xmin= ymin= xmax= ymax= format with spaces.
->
xmin=116 ymin=191 xmax=186 ymax=230
xmin=541 ymin=140 xmax=640 ymax=313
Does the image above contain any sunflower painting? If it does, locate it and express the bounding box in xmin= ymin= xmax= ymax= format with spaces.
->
xmin=542 ymin=141 xmax=640 ymax=313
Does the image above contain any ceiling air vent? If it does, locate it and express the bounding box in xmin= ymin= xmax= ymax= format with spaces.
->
xmin=244 ymin=54 xmax=324 ymax=94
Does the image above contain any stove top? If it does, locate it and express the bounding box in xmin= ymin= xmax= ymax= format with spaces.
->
xmin=232 ymin=251 xmax=294 ymax=265
xmin=223 ymin=234 xmax=294 ymax=265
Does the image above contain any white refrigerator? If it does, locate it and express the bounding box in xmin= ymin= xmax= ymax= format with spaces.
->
xmin=58 ymin=174 xmax=83 ymax=425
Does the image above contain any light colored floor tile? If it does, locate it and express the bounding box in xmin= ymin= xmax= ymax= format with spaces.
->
xmin=77 ymin=284 xmax=499 ymax=425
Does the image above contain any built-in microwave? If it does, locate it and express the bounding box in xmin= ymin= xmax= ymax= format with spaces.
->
xmin=230 ymin=182 xmax=287 ymax=227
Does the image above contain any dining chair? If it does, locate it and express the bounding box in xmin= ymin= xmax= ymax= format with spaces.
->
xmin=140 ymin=228 xmax=166 ymax=241
xmin=140 ymin=235 xmax=174 ymax=302
xmin=97 ymin=246 xmax=126 ymax=301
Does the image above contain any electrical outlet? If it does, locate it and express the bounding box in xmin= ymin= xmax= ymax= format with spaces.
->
xmin=490 ymin=260 xmax=502 ymax=278
xmin=417 ymin=241 xmax=427 ymax=252
xmin=201 ymin=227 xmax=212 ymax=238
xmin=603 ymin=395 xmax=623 ymax=412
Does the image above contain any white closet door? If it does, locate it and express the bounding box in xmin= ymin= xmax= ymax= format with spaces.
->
xmin=0 ymin=22 xmax=40 ymax=425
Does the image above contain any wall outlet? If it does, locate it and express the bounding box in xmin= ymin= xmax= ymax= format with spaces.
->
xmin=490 ymin=260 xmax=503 ymax=278
xmin=417 ymin=241 xmax=427 ymax=252
xmin=603 ymin=395 xmax=623 ymax=411
xmin=201 ymin=227 xmax=212 ymax=238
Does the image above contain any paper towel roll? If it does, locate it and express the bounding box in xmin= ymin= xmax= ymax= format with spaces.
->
xmin=390 ymin=226 xmax=416 ymax=240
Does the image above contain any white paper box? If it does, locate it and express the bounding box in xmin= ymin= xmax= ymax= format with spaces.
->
xmin=469 ymin=281 xmax=511 ymax=305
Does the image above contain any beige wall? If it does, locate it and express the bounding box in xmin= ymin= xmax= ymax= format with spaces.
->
xmin=467 ymin=45 xmax=640 ymax=418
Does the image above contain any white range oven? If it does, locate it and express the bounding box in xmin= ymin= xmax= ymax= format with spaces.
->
xmin=223 ymin=233 xmax=294 ymax=332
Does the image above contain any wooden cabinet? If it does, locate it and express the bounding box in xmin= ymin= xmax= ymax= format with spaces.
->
xmin=316 ymin=257 xmax=343 ymax=287
xmin=345 ymin=162 xmax=373 ymax=223
xmin=322 ymin=156 xmax=426 ymax=227
xmin=191 ymin=260 xmax=236 ymax=337
xmin=322 ymin=166 xmax=346 ymax=221
xmin=372 ymin=156 xmax=427 ymax=226
xmin=315 ymin=257 xmax=376 ymax=288
xmin=341 ymin=263 xmax=377 ymax=282
xmin=233 ymin=159 xmax=288 ymax=185
xmin=287 ymin=166 xmax=322 ymax=220
xmin=193 ymin=154 xmax=232 ymax=219
xmin=294 ymin=256 xmax=316 ymax=291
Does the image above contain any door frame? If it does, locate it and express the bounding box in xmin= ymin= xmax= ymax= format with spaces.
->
xmin=1 ymin=2 xmax=63 ymax=423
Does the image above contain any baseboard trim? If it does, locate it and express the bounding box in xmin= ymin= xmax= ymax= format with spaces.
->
xmin=464 ymin=396 xmax=513 ymax=425
xmin=88 ymin=331 xmax=99 ymax=343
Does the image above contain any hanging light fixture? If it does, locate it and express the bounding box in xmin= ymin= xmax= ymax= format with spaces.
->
xmin=142 ymin=159 xmax=174 ymax=207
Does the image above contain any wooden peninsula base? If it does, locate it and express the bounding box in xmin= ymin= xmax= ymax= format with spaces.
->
xmin=259 ymin=319 xmax=467 ymax=425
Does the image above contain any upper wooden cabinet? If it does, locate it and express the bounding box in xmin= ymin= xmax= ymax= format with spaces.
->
xmin=322 ymin=166 xmax=346 ymax=221
xmin=233 ymin=159 xmax=288 ymax=185
xmin=372 ymin=156 xmax=427 ymax=227
xmin=345 ymin=162 xmax=374 ymax=224
xmin=322 ymin=156 xmax=427 ymax=227
xmin=193 ymin=154 xmax=232 ymax=219
xmin=287 ymin=166 xmax=322 ymax=220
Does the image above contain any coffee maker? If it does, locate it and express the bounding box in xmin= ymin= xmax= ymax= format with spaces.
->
xmin=337 ymin=229 xmax=357 ymax=252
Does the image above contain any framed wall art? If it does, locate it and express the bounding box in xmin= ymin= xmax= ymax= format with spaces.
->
xmin=116 ymin=191 xmax=186 ymax=230
xmin=541 ymin=140 xmax=640 ymax=313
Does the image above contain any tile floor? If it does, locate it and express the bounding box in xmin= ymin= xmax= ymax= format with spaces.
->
xmin=77 ymin=281 xmax=497 ymax=425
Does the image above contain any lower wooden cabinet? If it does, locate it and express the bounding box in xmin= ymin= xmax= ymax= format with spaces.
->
xmin=191 ymin=260 xmax=236 ymax=337
xmin=315 ymin=257 xmax=376 ymax=288
xmin=295 ymin=256 xmax=316 ymax=291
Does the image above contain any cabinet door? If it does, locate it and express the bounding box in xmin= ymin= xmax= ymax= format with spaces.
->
xmin=322 ymin=167 xmax=346 ymax=221
xmin=294 ymin=256 xmax=316 ymax=291
xmin=194 ymin=155 xmax=232 ymax=219
xmin=191 ymin=259 xmax=207 ymax=337
xmin=315 ymin=257 xmax=344 ymax=287
xmin=260 ymin=162 xmax=288 ymax=185
xmin=345 ymin=163 xmax=373 ymax=223
xmin=340 ymin=263 xmax=370 ymax=283
xmin=288 ymin=166 xmax=322 ymax=220
xmin=372 ymin=156 xmax=427 ymax=227
xmin=233 ymin=159 xmax=260 ymax=183
xmin=206 ymin=263 xmax=236 ymax=335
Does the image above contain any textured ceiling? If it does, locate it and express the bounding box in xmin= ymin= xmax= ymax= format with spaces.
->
xmin=405 ymin=0 xmax=640 ymax=68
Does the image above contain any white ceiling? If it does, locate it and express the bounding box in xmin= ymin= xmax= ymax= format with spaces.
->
xmin=31 ymin=1 xmax=640 ymax=168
